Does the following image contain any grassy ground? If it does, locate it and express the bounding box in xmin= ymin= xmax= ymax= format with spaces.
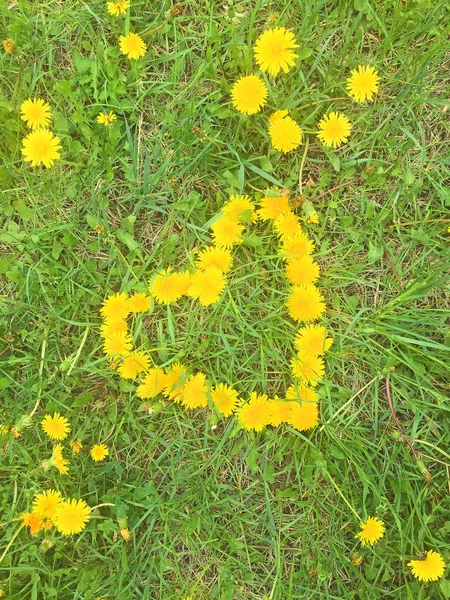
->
xmin=1 ymin=0 xmax=450 ymax=598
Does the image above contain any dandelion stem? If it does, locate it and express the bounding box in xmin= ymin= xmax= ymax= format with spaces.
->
xmin=66 ymin=326 xmax=90 ymax=377
xmin=30 ymin=327 xmax=48 ymax=418
xmin=0 ymin=524 xmax=23 ymax=564
xmin=298 ymin=135 xmax=309 ymax=195
xmin=324 ymin=471 xmax=360 ymax=521
xmin=90 ymin=503 xmax=115 ymax=511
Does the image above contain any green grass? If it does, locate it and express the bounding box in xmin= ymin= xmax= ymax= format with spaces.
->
xmin=1 ymin=0 xmax=450 ymax=598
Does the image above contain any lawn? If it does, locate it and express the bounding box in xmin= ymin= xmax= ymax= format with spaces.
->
xmin=0 ymin=0 xmax=449 ymax=598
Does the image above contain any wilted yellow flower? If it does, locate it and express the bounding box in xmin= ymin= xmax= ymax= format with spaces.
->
xmin=2 ymin=38 xmax=14 ymax=53
xmin=70 ymin=438 xmax=83 ymax=455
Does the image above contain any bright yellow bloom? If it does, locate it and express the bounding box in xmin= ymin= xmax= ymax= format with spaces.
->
xmin=355 ymin=516 xmax=385 ymax=546
xmin=101 ymin=292 xmax=130 ymax=321
xmin=285 ymin=384 xmax=318 ymax=404
xmin=307 ymin=212 xmax=319 ymax=224
xmin=291 ymin=353 xmax=325 ymax=386
xmin=96 ymin=111 xmax=117 ymax=125
xmin=54 ymin=498 xmax=90 ymax=535
xmin=70 ymin=438 xmax=82 ymax=455
xmin=288 ymin=401 xmax=319 ymax=431
xmin=269 ymin=110 xmax=289 ymax=125
xmin=274 ymin=211 xmax=302 ymax=239
xmin=294 ymin=324 xmax=333 ymax=356
xmin=254 ymin=27 xmax=298 ymax=76
xmin=20 ymin=98 xmax=51 ymax=129
xmin=222 ymin=195 xmax=257 ymax=223
xmin=33 ymin=489 xmax=62 ymax=519
xmin=257 ymin=195 xmax=290 ymax=221
xmin=163 ymin=362 xmax=188 ymax=402
xmin=195 ymin=246 xmax=233 ymax=273
xmin=11 ymin=426 xmax=22 ymax=439
xmin=211 ymin=215 xmax=244 ymax=248
xmin=41 ymin=413 xmax=71 ymax=441
xmin=346 ymin=65 xmax=379 ymax=103
xmin=43 ymin=444 xmax=69 ymax=475
xmin=136 ymin=368 xmax=167 ymax=398
xmin=150 ymin=271 xmax=184 ymax=304
xmin=268 ymin=112 xmax=302 ymax=153
xmin=118 ymin=351 xmax=150 ymax=379
xmin=188 ymin=267 xmax=226 ymax=306
xmin=103 ymin=331 xmax=133 ymax=355
xmin=317 ymin=112 xmax=352 ymax=149
xmin=107 ymin=0 xmax=130 ymax=16
xmin=231 ymin=75 xmax=268 ymax=115
xmin=127 ymin=293 xmax=150 ymax=313
xmin=181 ymin=373 xmax=208 ymax=409
xmin=278 ymin=232 xmax=314 ymax=259
xmin=22 ymin=129 xmax=61 ymax=168
xmin=0 ymin=425 xmax=9 ymax=435
xmin=100 ymin=318 xmax=128 ymax=338
xmin=119 ymin=32 xmax=146 ymax=60
xmin=22 ymin=511 xmax=45 ymax=536
xmin=3 ymin=38 xmax=14 ymax=53
xmin=236 ymin=392 xmax=271 ymax=432
xmin=210 ymin=383 xmax=240 ymax=417
xmin=176 ymin=270 xmax=193 ymax=295
xmin=120 ymin=528 xmax=131 ymax=541
xmin=408 ymin=550 xmax=445 ymax=582
xmin=286 ymin=284 xmax=326 ymax=322
xmin=268 ymin=397 xmax=291 ymax=426
xmin=285 ymin=256 xmax=320 ymax=285
xmin=90 ymin=444 xmax=109 ymax=462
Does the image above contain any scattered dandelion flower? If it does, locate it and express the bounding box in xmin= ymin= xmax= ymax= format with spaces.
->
xmin=307 ymin=212 xmax=319 ymax=224
xmin=268 ymin=112 xmax=302 ymax=153
xmin=294 ymin=324 xmax=333 ymax=356
xmin=22 ymin=512 xmax=45 ymax=536
xmin=285 ymin=256 xmax=320 ymax=285
xmin=222 ymin=195 xmax=257 ymax=223
xmin=136 ymin=368 xmax=167 ymax=398
xmin=150 ymin=271 xmax=184 ymax=304
xmin=195 ymin=246 xmax=233 ymax=273
xmin=347 ymin=65 xmax=379 ymax=103
xmin=211 ymin=215 xmax=244 ymax=248
xmin=279 ymin=231 xmax=314 ymax=259
xmin=90 ymin=444 xmax=109 ymax=462
xmin=118 ymin=352 xmax=150 ymax=379
xmin=269 ymin=109 xmax=289 ymax=125
xmin=176 ymin=270 xmax=193 ymax=295
xmin=231 ymin=75 xmax=268 ymax=115
xmin=33 ymin=489 xmax=62 ymax=519
xmin=286 ymin=284 xmax=326 ymax=322
xmin=107 ymin=0 xmax=130 ymax=15
xmin=96 ymin=111 xmax=117 ymax=125
xmin=127 ymin=293 xmax=151 ymax=313
xmin=2 ymin=38 xmax=14 ymax=53
xmin=257 ymin=195 xmax=290 ymax=221
xmin=22 ymin=129 xmax=61 ymax=168
xmin=288 ymin=401 xmax=319 ymax=431
xmin=317 ymin=112 xmax=352 ymax=149
xmin=291 ymin=352 xmax=325 ymax=386
xmin=43 ymin=444 xmax=69 ymax=475
xmin=120 ymin=528 xmax=131 ymax=541
xmin=286 ymin=384 xmax=318 ymax=403
xmin=70 ymin=438 xmax=83 ymax=455
xmin=181 ymin=373 xmax=208 ymax=409
xmin=163 ymin=362 xmax=189 ymax=402
xmin=268 ymin=398 xmax=291 ymax=426
xmin=41 ymin=413 xmax=71 ymax=441
xmin=100 ymin=318 xmax=128 ymax=338
xmin=103 ymin=331 xmax=133 ymax=355
xmin=254 ymin=27 xmax=299 ymax=76
xmin=408 ymin=550 xmax=445 ymax=582
xmin=54 ymin=498 xmax=90 ymax=536
xmin=236 ymin=392 xmax=271 ymax=432
xmin=274 ymin=211 xmax=303 ymax=239
xmin=355 ymin=516 xmax=385 ymax=546
xmin=188 ymin=267 xmax=226 ymax=306
xmin=211 ymin=383 xmax=240 ymax=417
xmin=101 ymin=292 xmax=129 ymax=321
xmin=20 ymin=98 xmax=51 ymax=129
xmin=119 ymin=32 xmax=146 ymax=60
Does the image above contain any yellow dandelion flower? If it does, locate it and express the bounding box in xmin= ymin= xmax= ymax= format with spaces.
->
xmin=285 ymin=256 xmax=320 ymax=286
xmin=222 ymin=195 xmax=257 ymax=223
xmin=274 ymin=211 xmax=302 ymax=239
xmin=278 ymin=231 xmax=314 ymax=259
xmin=288 ymin=401 xmax=319 ymax=431
xmin=231 ymin=75 xmax=268 ymax=115
xmin=136 ymin=368 xmax=167 ymax=398
xmin=211 ymin=214 xmax=244 ymax=248
xmin=120 ymin=528 xmax=131 ymax=541
xmin=268 ymin=397 xmax=291 ymax=426
xmin=100 ymin=318 xmax=128 ymax=338
xmin=21 ymin=511 xmax=45 ymax=536
xmin=127 ymin=293 xmax=150 ymax=313
xmin=70 ymin=438 xmax=82 ymax=455
xmin=41 ymin=413 xmax=71 ymax=441
xmin=317 ymin=112 xmax=352 ymax=149
xmin=54 ymin=498 xmax=90 ymax=536
xmin=346 ymin=65 xmax=379 ymax=103
xmin=269 ymin=110 xmax=289 ymax=125
xmin=286 ymin=284 xmax=326 ymax=322
xmin=118 ymin=351 xmax=150 ymax=379
xmin=96 ymin=111 xmax=117 ymax=125
xmin=236 ymin=392 xmax=271 ymax=432
xmin=176 ymin=270 xmax=193 ymax=295
xmin=294 ymin=324 xmax=333 ymax=356
xmin=90 ymin=444 xmax=109 ymax=462
xmin=163 ymin=362 xmax=189 ymax=402
xmin=291 ymin=352 xmax=325 ymax=386
xmin=22 ymin=129 xmax=61 ymax=168
xmin=268 ymin=112 xmax=302 ymax=153
xmin=254 ymin=27 xmax=299 ymax=76
xmin=33 ymin=489 xmax=62 ymax=519
xmin=150 ymin=270 xmax=184 ymax=304
xmin=3 ymin=38 xmax=14 ymax=53
xmin=0 ymin=589 xmax=5 ymax=598
xmin=11 ymin=426 xmax=22 ymax=439
xmin=107 ymin=0 xmax=130 ymax=16
xmin=42 ymin=444 xmax=69 ymax=475
xmin=307 ymin=212 xmax=319 ymax=224
xmin=256 ymin=195 xmax=290 ymax=221
xmin=188 ymin=267 xmax=226 ymax=306
xmin=408 ymin=550 xmax=445 ymax=582
xmin=211 ymin=383 xmax=240 ymax=417
xmin=103 ymin=331 xmax=133 ymax=356
xmin=0 ymin=425 xmax=10 ymax=435
xmin=119 ymin=32 xmax=146 ymax=60
xmin=286 ymin=384 xmax=318 ymax=404
xmin=20 ymin=98 xmax=51 ymax=129
xmin=101 ymin=292 xmax=130 ymax=321
xmin=355 ymin=516 xmax=385 ymax=546
xmin=195 ymin=246 xmax=233 ymax=273
xmin=181 ymin=372 xmax=208 ymax=409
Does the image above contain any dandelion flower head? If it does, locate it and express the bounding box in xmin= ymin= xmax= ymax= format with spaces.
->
xmin=101 ymin=292 xmax=130 ymax=321
xmin=254 ymin=27 xmax=299 ymax=76
xmin=97 ymin=111 xmax=117 ymax=125
xmin=33 ymin=489 xmax=62 ymax=519
xmin=195 ymin=246 xmax=233 ymax=273
xmin=41 ymin=413 xmax=71 ymax=441
xmin=236 ymin=392 xmax=271 ymax=432
xmin=268 ymin=111 xmax=302 ymax=153
xmin=211 ymin=215 xmax=244 ymax=248
xmin=119 ymin=32 xmax=147 ymax=60
xmin=107 ymin=0 xmax=130 ymax=16
xmin=286 ymin=284 xmax=326 ymax=322
xmin=408 ymin=550 xmax=445 ymax=582
xmin=231 ymin=75 xmax=268 ymax=115
xmin=20 ymin=98 xmax=51 ymax=129
xmin=257 ymin=195 xmax=290 ymax=221
xmin=355 ymin=516 xmax=385 ymax=546
xmin=211 ymin=383 xmax=240 ymax=417
xmin=22 ymin=129 xmax=61 ymax=168
xmin=347 ymin=65 xmax=379 ymax=103
xmin=317 ymin=112 xmax=352 ymax=149
xmin=90 ymin=444 xmax=109 ymax=462
xmin=54 ymin=498 xmax=90 ymax=536
xmin=181 ymin=372 xmax=209 ymax=409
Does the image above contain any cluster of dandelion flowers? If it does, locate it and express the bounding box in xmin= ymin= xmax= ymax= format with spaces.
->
xmin=254 ymin=27 xmax=299 ymax=76
xmin=268 ymin=110 xmax=302 ymax=153
xmin=347 ymin=65 xmax=379 ymax=103
xmin=97 ymin=111 xmax=117 ymax=125
xmin=119 ymin=32 xmax=146 ymax=59
xmin=22 ymin=129 xmax=61 ymax=168
xmin=408 ymin=550 xmax=445 ymax=582
xmin=107 ymin=0 xmax=130 ymax=15
xmin=41 ymin=413 xmax=71 ymax=441
xmin=54 ymin=498 xmax=90 ymax=536
xmin=231 ymin=75 xmax=268 ymax=115
xmin=317 ymin=112 xmax=352 ymax=149
xmin=355 ymin=516 xmax=385 ymax=546
xmin=20 ymin=98 xmax=51 ymax=129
